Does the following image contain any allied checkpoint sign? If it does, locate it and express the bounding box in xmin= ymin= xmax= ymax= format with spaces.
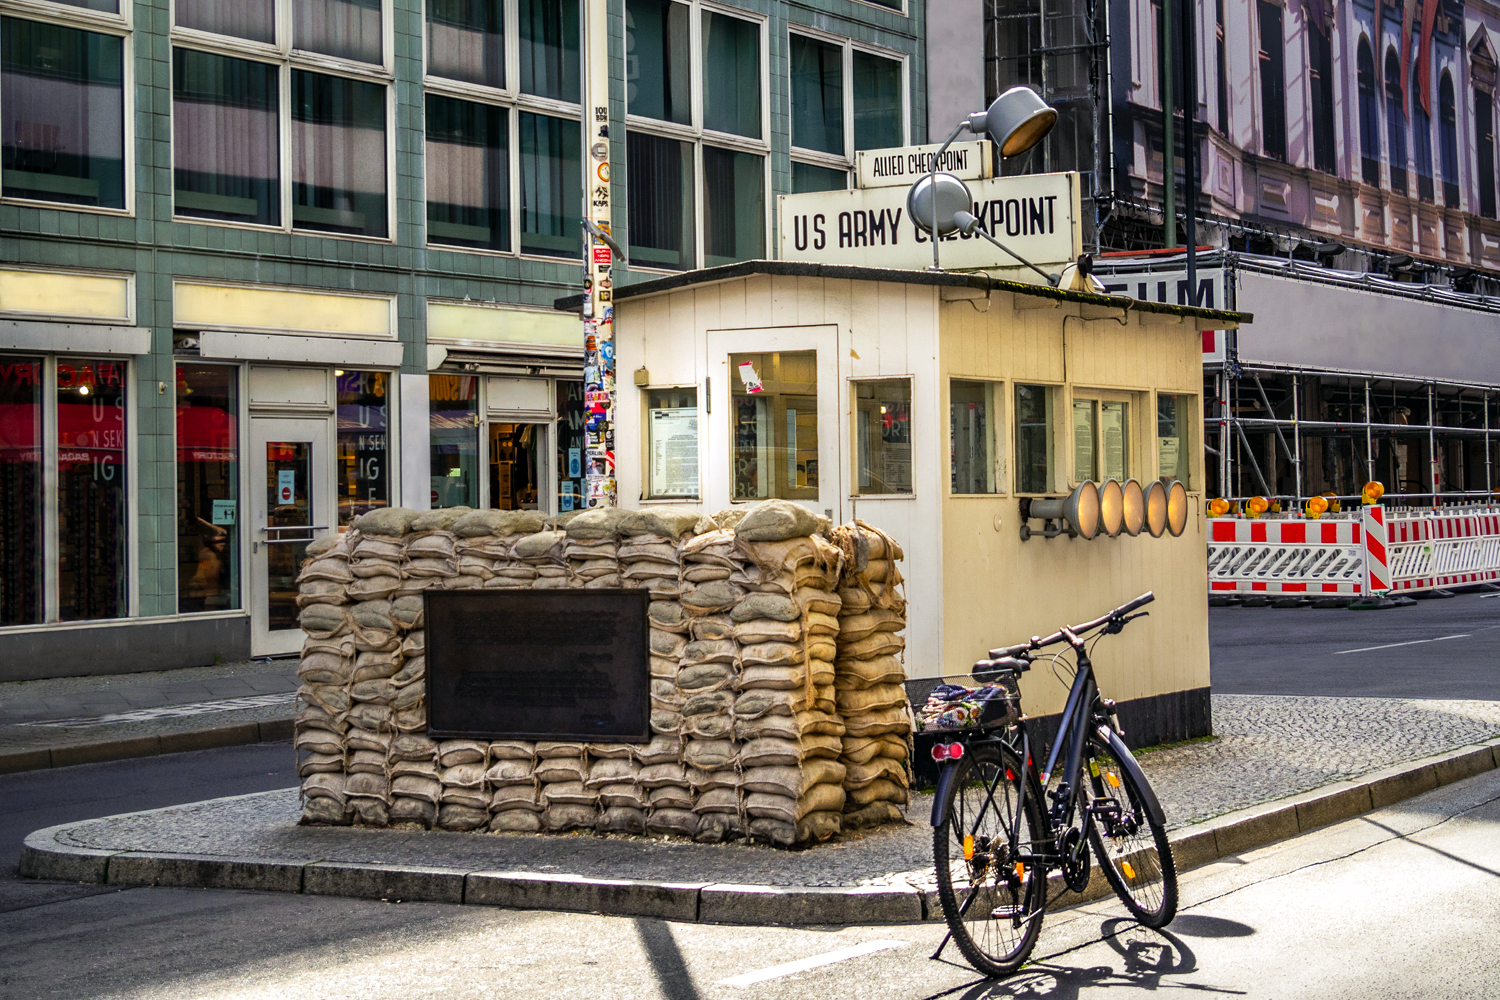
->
xmin=425 ymin=590 xmax=651 ymax=741
xmin=854 ymin=140 xmax=993 ymax=188
xmin=778 ymin=171 xmax=1083 ymax=275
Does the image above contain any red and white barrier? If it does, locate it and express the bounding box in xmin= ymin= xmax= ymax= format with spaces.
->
xmin=1208 ymin=504 xmax=1500 ymax=598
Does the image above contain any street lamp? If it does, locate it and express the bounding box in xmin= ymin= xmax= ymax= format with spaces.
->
xmin=910 ymin=87 xmax=1058 ymax=272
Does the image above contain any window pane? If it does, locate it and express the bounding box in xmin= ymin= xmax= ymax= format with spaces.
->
xmin=626 ymin=0 xmax=690 ymax=125
xmin=519 ymin=111 xmax=581 ymax=258
xmin=521 ymin=0 xmax=581 ymax=102
xmin=950 ymin=379 xmax=995 ymax=494
xmin=58 ymin=359 xmax=127 ymax=621
xmin=627 ymin=131 xmax=693 ymax=269
xmin=427 ymin=0 xmax=503 ymax=89
xmin=1158 ymin=393 xmax=1191 ymax=488
xmin=173 ymin=49 xmax=280 ymax=226
xmin=852 ymin=50 xmax=902 ymax=152
xmin=791 ymin=35 xmax=843 ymax=155
xmin=702 ymin=11 xmax=759 ymax=138
xmin=0 ymin=358 xmax=42 ymax=625
xmin=427 ymin=95 xmax=509 ymax=251
xmin=295 ymin=0 xmax=382 ymax=65
xmin=490 ymin=422 xmax=543 ymax=509
xmin=0 ymin=18 xmax=125 ymax=209
xmin=176 ymin=364 xmax=240 ymax=613
xmin=855 ymin=379 xmax=911 ymax=495
xmin=703 ymin=146 xmax=763 ymax=267
xmin=1100 ymin=400 xmax=1128 ymax=481
xmin=53 ymin=0 xmax=118 ymax=11
xmin=338 ymin=370 xmax=389 ymax=525
xmin=1014 ymin=383 xmax=1052 ymax=493
xmin=792 ymin=161 xmax=847 ymax=193
xmin=265 ymin=440 xmax=310 ymax=631
xmin=731 ymin=351 xmax=817 ymax=500
xmin=177 ymin=0 xmax=275 ymax=44
xmin=292 ymin=71 xmax=388 ymax=238
xmin=430 ymin=375 xmax=479 ymax=508
xmin=1072 ymin=398 xmax=1096 ymax=481
xmin=556 ymin=380 xmax=585 ymax=511
xmin=647 ymin=387 xmax=698 ymax=498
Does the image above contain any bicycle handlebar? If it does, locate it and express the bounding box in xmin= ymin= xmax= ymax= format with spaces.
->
xmin=987 ymin=591 xmax=1155 ymax=658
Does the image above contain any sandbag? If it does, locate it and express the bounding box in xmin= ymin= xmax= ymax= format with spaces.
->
xmin=735 ymin=499 xmax=828 ymax=541
xmin=621 ymin=507 xmax=702 ymax=539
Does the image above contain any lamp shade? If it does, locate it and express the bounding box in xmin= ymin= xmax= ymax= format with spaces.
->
xmin=1166 ymin=479 xmax=1189 ymax=536
xmin=907 ymin=171 xmax=974 ymax=236
xmin=1029 ymin=480 xmax=1100 ymax=539
xmin=1121 ymin=478 xmax=1145 ymax=536
xmin=1144 ymin=480 xmax=1169 ymax=537
xmin=1098 ymin=478 xmax=1125 ymax=537
xmin=983 ymin=87 xmax=1059 ymax=157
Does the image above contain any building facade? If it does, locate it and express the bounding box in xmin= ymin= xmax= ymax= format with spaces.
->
xmin=0 ymin=0 xmax=925 ymax=679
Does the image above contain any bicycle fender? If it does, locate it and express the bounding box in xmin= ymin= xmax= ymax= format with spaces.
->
xmin=1099 ymin=727 xmax=1166 ymax=826
xmin=931 ymin=761 xmax=960 ymax=827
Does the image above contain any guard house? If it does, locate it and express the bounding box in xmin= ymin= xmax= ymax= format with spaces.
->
xmin=558 ymin=260 xmax=1250 ymax=746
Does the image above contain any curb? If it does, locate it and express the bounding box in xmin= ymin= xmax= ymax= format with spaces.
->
xmin=18 ymin=735 xmax=1500 ymax=926
xmin=0 ymin=718 xmax=294 ymax=775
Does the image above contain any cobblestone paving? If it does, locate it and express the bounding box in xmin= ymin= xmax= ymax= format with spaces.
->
xmin=43 ymin=694 xmax=1500 ymax=890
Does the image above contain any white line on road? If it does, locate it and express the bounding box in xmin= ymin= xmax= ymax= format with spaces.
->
xmin=14 ymin=692 xmax=297 ymax=728
xmin=716 ymin=940 xmax=909 ymax=987
xmin=1333 ymin=634 xmax=1471 ymax=655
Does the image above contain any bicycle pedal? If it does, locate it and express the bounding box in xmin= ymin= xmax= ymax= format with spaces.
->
xmin=990 ymin=904 xmax=1027 ymax=919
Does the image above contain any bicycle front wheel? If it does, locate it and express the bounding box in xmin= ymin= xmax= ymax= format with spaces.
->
xmin=933 ymin=741 xmax=1048 ymax=978
xmin=1085 ymin=736 xmax=1177 ymax=928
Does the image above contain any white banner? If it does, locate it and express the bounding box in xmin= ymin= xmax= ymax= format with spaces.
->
xmin=778 ymin=172 xmax=1082 ymax=273
xmin=854 ymin=141 xmax=993 ymax=188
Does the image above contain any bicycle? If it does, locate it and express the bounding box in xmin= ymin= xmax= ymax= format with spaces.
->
xmin=928 ymin=591 xmax=1177 ymax=978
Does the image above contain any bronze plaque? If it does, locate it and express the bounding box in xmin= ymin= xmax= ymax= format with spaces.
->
xmin=424 ymin=589 xmax=651 ymax=742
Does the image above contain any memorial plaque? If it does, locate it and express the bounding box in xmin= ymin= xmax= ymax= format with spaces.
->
xmin=425 ymin=590 xmax=651 ymax=741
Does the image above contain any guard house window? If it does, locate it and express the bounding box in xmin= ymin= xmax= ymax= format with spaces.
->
xmin=337 ymin=370 xmax=389 ymax=525
xmin=1157 ymin=393 xmax=1193 ymax=488
xmin=1385 ymin=49 xmax=1407 ymax=196
xmin=790 ymin=33 xmax=905 ymax=197
xmin=176 ymin=364 xmax=240 ymax=613
xmin=172 ymin=49 xmax=280 ymax=226
xmin=1 ymin=16 xmax=126 ymax=210
xmin=1414 ymin=63 xmax=1434 ymax=203
xmin=430 ymin=374 xmax=480 ymax=508
xmin=1440 ymin=72 xmax=1459 ymax=207
xmin=951 ymin=380 xmax=998 ymax=495
xmin=1358 ymin=38 xmax=1379 ymax=186
xmin=1308 ymin=23 xmax=1336 ymax=174
xmin=1014 ymin=383 xmax=1053 ymax=494
xmin=645 ymin=387 xmax=698 ymax=500
xmin=1073 ymin=394 xmax=1129 ymax=482
xmin=0 ymin=357 xmax=42 ymax=625
xmin=58 ymin=359 xmax=127 ymax=621
xmin=1476 ymin=88 xmax=1495 ymax=219
xmin=1256 ymin=0 xmax=1285 ymax=161
xmin=730 ymin=351 xmax=817 ymax=501
xmin=854 ymin=380 xmax=912 ymax=496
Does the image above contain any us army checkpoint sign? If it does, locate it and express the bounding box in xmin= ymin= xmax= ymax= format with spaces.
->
xmin=777 ymin=171 xmax=1082 ymax=273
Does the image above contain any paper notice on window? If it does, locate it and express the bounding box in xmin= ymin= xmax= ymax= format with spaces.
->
xmin=737 ymin=362 xmax=763 ymax=393
xmin=1159 ymin=436 xmax=1180 ymax=479
xmin=650 ymin=407 xmax=699 ymax=497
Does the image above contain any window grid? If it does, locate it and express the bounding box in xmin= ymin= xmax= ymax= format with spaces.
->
xmin=788 ymin=27 xmax=908 ymax=192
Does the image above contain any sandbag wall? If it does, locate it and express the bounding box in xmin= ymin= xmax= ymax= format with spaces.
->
xmin=294 ymin=500 xmax=911 ymax=846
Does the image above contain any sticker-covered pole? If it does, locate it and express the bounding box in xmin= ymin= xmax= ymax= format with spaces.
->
xmin=582 ymin=0 xmax=616 ymax=509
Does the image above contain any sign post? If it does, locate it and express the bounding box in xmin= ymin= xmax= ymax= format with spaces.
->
xmin=582 ymin=0 xmax=616 ymax=509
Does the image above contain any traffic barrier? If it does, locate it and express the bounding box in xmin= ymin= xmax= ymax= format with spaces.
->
xmin=1207 ymin=504 xmax=1500 ymax=598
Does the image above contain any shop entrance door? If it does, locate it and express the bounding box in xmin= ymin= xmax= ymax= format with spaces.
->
xmin=250 ymin=416 xmax=332 ymax=656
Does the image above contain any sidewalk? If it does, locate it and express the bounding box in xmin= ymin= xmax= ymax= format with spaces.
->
xmin=0 ymin=659 xmax=298 ymax=772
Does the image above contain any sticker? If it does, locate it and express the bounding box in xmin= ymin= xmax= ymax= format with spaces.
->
xmin=277 ymin=470 xmax=296 ymax=504
xmin=597 ymin=162 xmax=610 ymax=183
xmin=559 ymin=486 xmax=574 ymax=512
xmin=568 ymin=448 xmax=582 ymax=477
xmin=593 ymin=246 xmax=612 ymax=265
xmin=211 ymin=499 xmax=236 ymax=526
xmin=594 ymin=105 xmax=608 ymax=123
xmin=737 ymin=361 xmax=764 ymax=394
xmin=591 ymin=141 xmax=609 ymax=161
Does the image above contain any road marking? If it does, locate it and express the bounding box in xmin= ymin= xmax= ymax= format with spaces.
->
xmin=717 ymin=940 xmax=908 ymax=987
xmin=14 ymin=692 xmax=297 ymax=728
xmin=1333 ymin=634 xmax=1471 ymax=655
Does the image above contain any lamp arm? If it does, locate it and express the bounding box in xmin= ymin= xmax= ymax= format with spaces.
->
xmin=928 ymin=120 xmax=974 ymax=271
xmin=969 ymin=228 xmax=1059 ymax=285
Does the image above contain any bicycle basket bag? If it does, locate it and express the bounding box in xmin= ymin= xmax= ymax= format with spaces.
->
xmin=915 ymin=672 xmax=1022 ymax=732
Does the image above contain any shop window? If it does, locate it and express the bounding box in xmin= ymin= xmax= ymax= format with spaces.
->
xmin=852 ymin=50 xmax=902 ymax=153
xmin=853 ymin=379 xmax=912 ymax=495
xmin=177 ymin=0 xmax=275 ymax=44
xmin=176 ymin=365 xmax=240 ymax=614
xmin=556 ymin=379 xmax=585 ymax=511
xmin=428 ymin=0 xmax=504 ymax=89
xmin=730 ymin=351 xmax=817 ymax=501
xmin=294 ymin=0 xmax=383 ymax=66
xmin=646 ymin=387 xmax=698 ymax=499
xmin=1014 ymin=383 xmax=1053 ymax=493
xmin=57 ymin=359 xmax=127 ymax=622
xmin=702 ymin=147 xmax=763 ymax=267
xmin=519 ymin=110 xmax=582 ymax=258
xmin=520 ymin=0 xmax=580 ymax=102
xmin=701 ymin=10 xmax=759 ymax=139
xmin=1074 ymin=394 xmax=1129 ymax=482
xmin=791 ymin=35 xmax=843 ymax=156
xmin=337 ymin=370 xmax=389 ymax=525
xmin=490 ymin=422 xmax=543 ymax=509
xmin=430 ymin=374 xmax=479 ymax=508
xmin=0 ymin=358 xmax=42 ymax=625
xmin=427 ymin=94 xmax=510 ymax=252
xmin=291 ymin=71 xmax=388 ymax=238
xmin=0 ymin=17 xmax=126 ymax=210
xmin=950 ymin=380 xmax=997 ymax=495
xmin=626 ymin=0 xmax=690 ymax=125
xmin=792 ymin=162 xmax=847 ymax=193
xmin=1157 ymin=393 xmax=1192 ymax=487
xmin=173 ymin=49 xmax=281 ymax=226
xmin=627 ymin=131 xmax=694 ymax=270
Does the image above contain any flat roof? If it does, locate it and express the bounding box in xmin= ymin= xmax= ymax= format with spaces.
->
xmin=552 ymin=259 xmax=1252 ymax=326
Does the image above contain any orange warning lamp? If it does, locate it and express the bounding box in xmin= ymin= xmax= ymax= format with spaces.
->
xmin=1246 ymin=496 xmax=1270 ymax=518
xmin=1305 ymin=495 xmax=1329 ymax=519
xmin=1207 ymin=497 xmax=1231 ymax=518
xmin=1323 ymin=491 xmax=1341 ymax=514
xmin=1361 ymin=481 xmax=1385 ymax=505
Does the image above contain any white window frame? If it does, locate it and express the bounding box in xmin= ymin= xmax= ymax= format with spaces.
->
xmin=947 ymin=377 xmax=1007 ymax=497
xmin=0 ymin=0 xmax=136 ymax=217
xmin=420 ymin=0 xmax=587 ymax=262
xmin=624 ymin=0 xmax=772 ymax=273
xmin=168 ymin=0 xmax=398 ymax=243
xmin=1069 ymin=387 xmax=1137 ymax=486
xmin=787 ymin=27 xmax=910 ymax=191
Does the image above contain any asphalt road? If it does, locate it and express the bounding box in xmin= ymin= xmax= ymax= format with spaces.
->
xmin=1209 ymin=590 xmax=1500 ymax=698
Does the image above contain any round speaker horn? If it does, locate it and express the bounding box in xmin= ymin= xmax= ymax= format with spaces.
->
xmin=1121 ymin=478 xmax=1145 ymax=536
xmin=1099 ymin=478 xmax=1125 ymax=537
xmin=1166 ymin=479 xmax=1189 ymax=536
xmin=1144 ymin=480 xmax=1169 ymax=537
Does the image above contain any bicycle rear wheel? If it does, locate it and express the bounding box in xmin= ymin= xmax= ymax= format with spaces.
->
xmin=933 ymin=741 xmax=1048 ymax=977
xmin=1085 ymin=736 xmax=1177 ymax=928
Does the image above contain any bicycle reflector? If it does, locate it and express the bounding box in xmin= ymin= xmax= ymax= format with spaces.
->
xmin=931 ymin=742 xmax=966 ymax=762
xmin=1145 ymin=480 xmax=1170 ymax=537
